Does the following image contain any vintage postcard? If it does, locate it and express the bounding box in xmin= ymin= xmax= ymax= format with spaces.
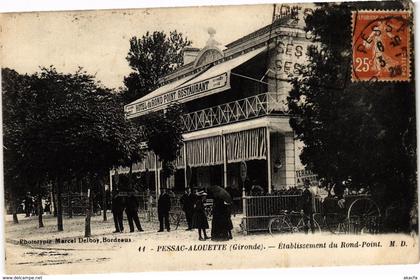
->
xmin=0 ymin=0 xmax=418 ymax=275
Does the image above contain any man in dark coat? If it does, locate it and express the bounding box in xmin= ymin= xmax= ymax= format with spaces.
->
xmin=180 ymin=188 xmax=195 ymax=230
xmin=126 ymin=193 xmax=144 ymax=232
xmin=112 ymin=190 xmax=125 ymax=233
xmin=302 ymin=180 xmax=315 ymax=233
xmin=157 ymin=188 xmax=171 ymax=232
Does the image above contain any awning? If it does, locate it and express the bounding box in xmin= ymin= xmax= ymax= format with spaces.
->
xmin=124 ymin=74 xmax=197 ymax=117
xmin=112 ymin=127 xmax=267 ymax=172
xmin=225 ymin=127 xmax=267 ymax=163
xmin=127 ymin=75 xmax=194 ymax=107
xmin=125 ymin=46 xmax=267 ymax=118
xmin=185 ymin=127 xmax=267 ymax=168
xmin=186 ymin=135 xmax=224 ymax=167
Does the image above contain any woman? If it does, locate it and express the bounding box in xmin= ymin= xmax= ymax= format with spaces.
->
xmin=211 ymin=197 xmax=233 ymax=241
xmin=191 ymin=191 xmax=209 ymax=241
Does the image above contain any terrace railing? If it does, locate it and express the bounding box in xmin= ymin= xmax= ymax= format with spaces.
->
xmin=182 ymin=92 xmax=289 ymax=132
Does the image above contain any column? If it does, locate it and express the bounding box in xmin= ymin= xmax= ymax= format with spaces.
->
xmin=109 ymin=169 xmax=113 ymax=192
xmin=266 ymin=126 xmax=272 ymax=193
xmin=154 ymin=153 xmax=160 ymax=204
xmin=183 ymin=142 xmax=188 ymax=189
xmin=284 ymin=132 xmax=296 ymax=186
xmin=223 ymin=133 xmax=228 ymax=188
xmin=269 ymin=132 xmax=296 ymax=188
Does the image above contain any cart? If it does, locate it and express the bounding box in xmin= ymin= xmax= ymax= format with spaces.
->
xmin=314 ymin=194 xmax=382 ymax=234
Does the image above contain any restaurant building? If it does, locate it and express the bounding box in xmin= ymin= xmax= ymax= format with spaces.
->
xmin=117 ymin=14 xmax=312 ymax=195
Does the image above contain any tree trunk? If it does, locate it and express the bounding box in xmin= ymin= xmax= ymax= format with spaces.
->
xmin=128 ymin=162 xmax=133 ymax=190
xmin=85 ymin=188 xmax=92 ymax=237
xmin=11 ymin=187 xmax=19 ymax=224
xmin=102 ymin=180 xmax=107 ymax=222
xmin=52 ymin=185 xmax=57 ymax=217
xmin=57 ymin=178 xmax=64 ymax=231
xmin=68 ymin=192 xmax=73 ymax=219
xmin=12 ymin=207 xmax=19 ymax=224
xmin=37 ymin=186 xmax=44 ymax=228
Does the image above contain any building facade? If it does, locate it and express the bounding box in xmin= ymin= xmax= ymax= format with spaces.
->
xmin=117 ymin=15 xmax=312 ymax=195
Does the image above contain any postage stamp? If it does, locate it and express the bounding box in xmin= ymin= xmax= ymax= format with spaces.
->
xmin=352 ymin=10 xmax=411 ymax=82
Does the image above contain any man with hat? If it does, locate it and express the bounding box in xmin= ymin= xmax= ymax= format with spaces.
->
xmin=112 ymin=189 xmax=125 ymax=233
xmin=302 ymin=179 xmax=315 ymax=233
xmin=180 ymin=188 xmax=196 ymax=230
xmin=157 ymin=188 xmax=171 ymax=232
xmin=125 ymin=192 xmax=144 ymax=233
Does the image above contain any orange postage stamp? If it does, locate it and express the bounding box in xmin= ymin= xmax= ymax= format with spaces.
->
xmin=352 ymin=10 xmax=411 ymax=82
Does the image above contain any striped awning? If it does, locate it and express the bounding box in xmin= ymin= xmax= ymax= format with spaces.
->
xmin=114 ymin=127 xmax=267 ymax=173
xmin=114 ymin=151 xmax=159 ymax=174
xmin=226 ymin=127 xmax=267 ymax=163
xmin=186 ymin=135 xmax=224 ymax=167
xmin=184 ymin=127 xmax=267 ymax=167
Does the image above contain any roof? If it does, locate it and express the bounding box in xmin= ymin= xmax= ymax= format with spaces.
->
xmin=127 ymin=72 xmax=201 ymax=106
xmin=160 ymin=17 xmax=303 ymax=84
xmin=127 ymin=18 xmax=304 ymax=108
xmin=125 ymin=46 xmax=267 ymax=118
xmin=179 ymin=46 xmax=266 ymax=89
xmin=225 ymin=17 xmax=292 ymax=49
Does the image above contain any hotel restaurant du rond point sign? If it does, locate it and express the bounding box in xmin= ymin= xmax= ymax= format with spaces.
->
xmin=125 ymin=72 xmax=230 ymax=117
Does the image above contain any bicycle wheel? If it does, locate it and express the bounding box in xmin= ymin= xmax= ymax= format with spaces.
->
xmin=169 ymin=212 xmax=181 ymax=230
xmin=325 ymin=213 xmax=347 ymax=234
xmin=313 ymin=213 xmax=325 ymax=233
xmin=347 ymin=198 xmax=381 ymax=234
xmin=313 ymin=219 xmax=322 ymax=233
xmin=295 ymin=216 xmax=322 ymax=234
xmin=269 ymin=216 xmax=292 ymax=235
xmin=294 ymin=218 xmax=306 ymax=233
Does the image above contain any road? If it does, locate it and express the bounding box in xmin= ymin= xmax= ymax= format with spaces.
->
xmin=4 ymin=212 xmax=270 ymax=274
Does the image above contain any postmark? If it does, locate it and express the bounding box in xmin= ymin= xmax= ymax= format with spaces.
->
xmin=352 ymin=10 xmax=411 ymax=82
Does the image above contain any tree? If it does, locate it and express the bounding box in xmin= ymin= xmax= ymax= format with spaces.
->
xmin=2 ymin=68 xmax=32 ymax=224
xmin=123 ymin=30 xmax=192 ymax=103
xmin=28 ymin=67 xmax=144 ymax=235
xmin=287 ymin=2 xmax=416 ymax=231
xmin=2 ymin=67 xmax=144 ymax=234
xmin=141 ymin=103 xmax=184 ymax=188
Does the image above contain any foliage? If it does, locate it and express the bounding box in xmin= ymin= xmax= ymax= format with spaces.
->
xmin=287 ymin=1 xmax=416 ymax=216
xmin=141 ymin=103 xmax=184 ymax=179
xmin=123 ymin=30 xmax=192 ymax=103
xmin=2 ymin=66 xmax=144 ymax=195
xmin=2 ymin=68 xmax=33 ymax=198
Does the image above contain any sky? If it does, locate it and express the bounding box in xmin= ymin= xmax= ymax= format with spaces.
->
xmin=0 ymin=4 xmax=274 ymax=89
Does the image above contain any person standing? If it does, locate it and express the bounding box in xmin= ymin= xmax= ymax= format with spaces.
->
xmin=112 ymin=190 xmax=125 ymax=233
xmin=44 ymin=198 xmax=51 ymax=215
xmin=191 ymin=191 xmax=209 ymax=240
xmin=24 ymin=192 xmax=33 ymax=217
xmin=180 ymin=188 xmax=195 ymax=230
xmin=302 ymin=180 xmax=315 ymax=234
xmin=125 ymin=193 xmax=144 ymax=232
xmin=157 ymin=188 xmax=171 ymax=232
xmin=211 ymin=197 xmax=233 ymax=241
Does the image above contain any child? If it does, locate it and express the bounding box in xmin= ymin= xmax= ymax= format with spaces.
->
xmin=191 ymin=191 xmax=209 ymax=241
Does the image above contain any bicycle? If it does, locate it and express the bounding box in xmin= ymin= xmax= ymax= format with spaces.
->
xmin=169 ymin=208 xmax=186 ymax=230
xmin=269 ymin=210 xmax=321 ymax=235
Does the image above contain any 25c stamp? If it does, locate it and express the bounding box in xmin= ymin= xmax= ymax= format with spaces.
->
xmin=352 ymin=10 xmax=411 ymax=82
